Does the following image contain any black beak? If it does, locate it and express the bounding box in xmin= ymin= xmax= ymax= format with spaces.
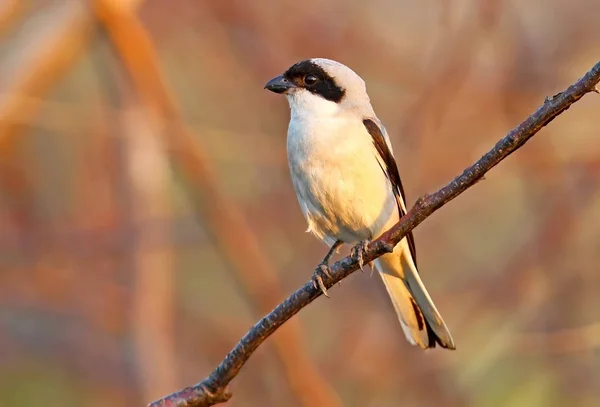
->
xmin=264 ymin=75 xmax=296 ymax=94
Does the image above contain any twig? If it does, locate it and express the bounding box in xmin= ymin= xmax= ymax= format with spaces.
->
xmin=149 ymin=60 xmax=600 ymax=407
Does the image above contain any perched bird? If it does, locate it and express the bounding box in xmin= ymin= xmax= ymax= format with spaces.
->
xmin=265 ymin=58 xmax=455 ymax=350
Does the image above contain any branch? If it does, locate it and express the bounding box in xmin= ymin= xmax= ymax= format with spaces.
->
xmin=149 ymin=61 xmax=600 ymax=407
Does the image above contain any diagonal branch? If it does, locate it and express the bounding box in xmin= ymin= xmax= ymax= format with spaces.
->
xmin=149 ymin=61 xmax=600 ymax=407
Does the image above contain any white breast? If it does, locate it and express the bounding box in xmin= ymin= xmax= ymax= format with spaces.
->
xmin=286 ymin=109 xmax=398 ymax=246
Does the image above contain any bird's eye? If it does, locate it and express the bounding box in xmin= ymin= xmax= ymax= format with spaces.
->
xmin=304 ymin=75 xmax=319 ymax=86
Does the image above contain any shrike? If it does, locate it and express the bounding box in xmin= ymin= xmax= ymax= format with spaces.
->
xmin=265 ymin=58 xmax=455 ymax=350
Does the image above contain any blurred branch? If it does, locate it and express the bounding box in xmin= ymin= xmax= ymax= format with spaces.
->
xmin=149 ymin=62 xmax=600 ymax=407
xmin=0 ymin=2 xmax=93 ymax=149
xmin=0 ymin=2 xmax=96 ymax=260
xmin=93 ymin=1 xmax=181 ymax=402
xmin=0 ymin=0 xmax=25 ymax=37
xmin=91 ymin=4 xmax=181 ymax=399
xmin=93 ymin=2 xmax=342 ymax=407
xmin=124 ymin=104 xmax=180 ymax=400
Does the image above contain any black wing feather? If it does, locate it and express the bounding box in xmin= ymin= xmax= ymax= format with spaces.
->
xmin=363 ymin=118 xmax=418 ymax=267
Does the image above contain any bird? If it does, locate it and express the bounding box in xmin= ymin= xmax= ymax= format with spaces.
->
xmin=264 ymin=58 xmax=455 ymax=350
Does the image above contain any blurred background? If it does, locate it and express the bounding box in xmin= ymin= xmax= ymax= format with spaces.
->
xmin=1 ymin=0 xmax=599 ymax=406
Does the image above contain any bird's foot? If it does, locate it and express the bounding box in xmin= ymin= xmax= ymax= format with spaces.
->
xmin=369 ymin=261 xmax=375 ymax=276
xmin=312 ymin=262 xmax=333 ymax=297
xmin=351 ymin=239 xmax=371 ymax=272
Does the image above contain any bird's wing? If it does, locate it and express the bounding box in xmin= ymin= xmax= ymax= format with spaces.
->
xmin=362 ymin=118 xmax=417 ymax=267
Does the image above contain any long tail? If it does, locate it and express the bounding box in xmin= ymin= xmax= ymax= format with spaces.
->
xmin=374 ymin=238 xmax=455 ymax=350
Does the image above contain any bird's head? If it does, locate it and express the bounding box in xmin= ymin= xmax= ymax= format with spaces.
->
xmin=265 ymin=58 xmax=372 ymax=118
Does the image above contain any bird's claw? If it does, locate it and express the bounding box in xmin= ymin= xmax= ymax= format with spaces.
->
xmin=312 ymin=262 xmax=332 ymax=297
xmin=351 ymin=239 xmax=370 ymax=272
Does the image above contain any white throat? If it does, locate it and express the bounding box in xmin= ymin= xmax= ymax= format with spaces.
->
xmin=286 ymin=89 xmax=341 ymax=121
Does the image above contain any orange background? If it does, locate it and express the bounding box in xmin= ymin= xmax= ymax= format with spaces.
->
xmin=1 ymin=1 xmax=600 ymax=406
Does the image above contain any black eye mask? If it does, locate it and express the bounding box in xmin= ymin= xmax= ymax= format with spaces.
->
xmin=283 ymin=60 xmax=346 ymax=103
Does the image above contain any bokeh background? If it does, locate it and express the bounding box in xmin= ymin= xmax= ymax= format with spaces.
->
xmin=1 ymin=0 xmax=600 ymax=406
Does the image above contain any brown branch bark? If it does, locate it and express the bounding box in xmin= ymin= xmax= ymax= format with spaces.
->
xmin=149 ymin=61 xmax=600 ymax=407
